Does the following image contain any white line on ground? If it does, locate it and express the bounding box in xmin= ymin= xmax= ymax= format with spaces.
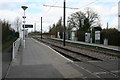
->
xmin=74 ymin=63 xmax=101 ymax=78
xmin=32 ymin=38 xmax=73 ymax=62
xmin=95 ymin=72 xmax=108 ymax=75
xmin=94 ymin=70 xmax=119 ymax=75
xmin=87 ymin=61 xmax=102 ymax=62
xmin=111 ymin=70 xmax=120 ymax=73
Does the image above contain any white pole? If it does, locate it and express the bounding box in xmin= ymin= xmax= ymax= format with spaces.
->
xmin=12 ymin=43 xmax=15 ymax=60
xmin=90 ymin=28 xmax=92 ymax=43
xmin=23 ymin=10 xmax=26 ymax=48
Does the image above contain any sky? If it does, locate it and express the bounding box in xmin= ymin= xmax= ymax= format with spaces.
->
xmin=0 ymin=0 xmax=119 ymax=32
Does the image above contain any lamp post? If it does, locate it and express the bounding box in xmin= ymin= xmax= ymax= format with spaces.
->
xmin=63 ymin=0 xmax=66 ymax=46
xmin=21 ymin=6 xmax=28 ymax=48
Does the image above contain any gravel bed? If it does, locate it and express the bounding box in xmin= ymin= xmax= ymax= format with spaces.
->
xmin=35 ymin=37 xmax=118 ymax=61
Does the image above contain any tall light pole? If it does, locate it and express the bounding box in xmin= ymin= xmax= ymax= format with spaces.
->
xmin=43 ymin=0 xmax=78 ymax=46
xmin=41 ymin=17 xmax=42 ymax=39
xmin=118 ymin=1 xmax=120 ymax=31
xmin=63 ymin=0 xmax=66 ymax=46
xmin=21 ymin=6 xmax=28 ymax=48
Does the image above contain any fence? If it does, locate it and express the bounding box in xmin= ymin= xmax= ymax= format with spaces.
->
xmin=12 ymin=38 xmax=21 ymax=60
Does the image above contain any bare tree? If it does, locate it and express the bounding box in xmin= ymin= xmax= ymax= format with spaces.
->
xmin=67 ymin=8 xmax=100 ymax=31
xmin=14 ymin=17 xmax=22 ymax=32
xmin=68 ymin=11 xmax=85 ymax=30
xmin=84 ymin=8 xmax=100 ymax=28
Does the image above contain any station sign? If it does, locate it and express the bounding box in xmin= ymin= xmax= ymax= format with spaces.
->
xmin=22 ymin=24 xmax=33 ymax=28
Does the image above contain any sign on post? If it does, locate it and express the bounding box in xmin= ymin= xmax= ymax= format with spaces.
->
xmin=22 ymin=24 xmax=33 ymax=28
xmin=95 ymin=31 xmax=100 ymax=40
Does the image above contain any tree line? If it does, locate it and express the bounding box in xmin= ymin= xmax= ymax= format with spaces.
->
xmin=1 ymin=19 xmax=19 ymax=44
xmin=49 ymin=8 xmax=120 ymax=46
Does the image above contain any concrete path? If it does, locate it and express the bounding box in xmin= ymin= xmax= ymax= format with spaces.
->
xmin=6 ymin=38 xmax=83 ymax=78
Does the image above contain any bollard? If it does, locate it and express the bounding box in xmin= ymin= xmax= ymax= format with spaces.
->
xmin=23 ymin=40 xmax=25 ymax=48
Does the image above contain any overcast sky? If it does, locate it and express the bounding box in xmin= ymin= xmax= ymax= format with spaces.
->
xmin=0 ymin=0 xmax=119 ymax=32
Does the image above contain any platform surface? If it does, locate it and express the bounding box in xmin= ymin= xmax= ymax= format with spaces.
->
xmin=5 ymin=38 xmax=119 ymax=79
xmin=6 ymin=38 xmax=83 ymax=78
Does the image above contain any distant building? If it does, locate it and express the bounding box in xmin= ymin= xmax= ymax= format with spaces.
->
xmin=118 ymin=1 xmax=120 ymax=31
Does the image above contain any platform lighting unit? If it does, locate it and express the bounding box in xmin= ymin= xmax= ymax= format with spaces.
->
xmin=21 ymin=6 xmax=28 ymax=48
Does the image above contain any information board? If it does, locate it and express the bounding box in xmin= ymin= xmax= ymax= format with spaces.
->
xmin=95 ymin=31 xmax=100 ymax=40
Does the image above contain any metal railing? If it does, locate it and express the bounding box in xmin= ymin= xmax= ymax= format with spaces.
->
xmin=12 ymin=38 xmax=21 ymax=60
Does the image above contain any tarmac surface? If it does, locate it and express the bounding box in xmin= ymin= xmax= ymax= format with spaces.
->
xmin=5 ymin=38 xmax=119 ymax=79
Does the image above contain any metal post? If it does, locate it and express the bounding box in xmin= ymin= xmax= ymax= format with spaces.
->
xmin=23 ymin=10 xmax=26 ymax=48
xmin=90 ymin=27 xmax=92 ymax=43
xmin=107 ymin=22 xmax=108 ymax=29
xmin=63 ymin=0 xmax=66 ymax=46
xmin=41 ymin=17 xmax=42 ymax=39
xmin=34 ymin=23 xmax=36 ymax=32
